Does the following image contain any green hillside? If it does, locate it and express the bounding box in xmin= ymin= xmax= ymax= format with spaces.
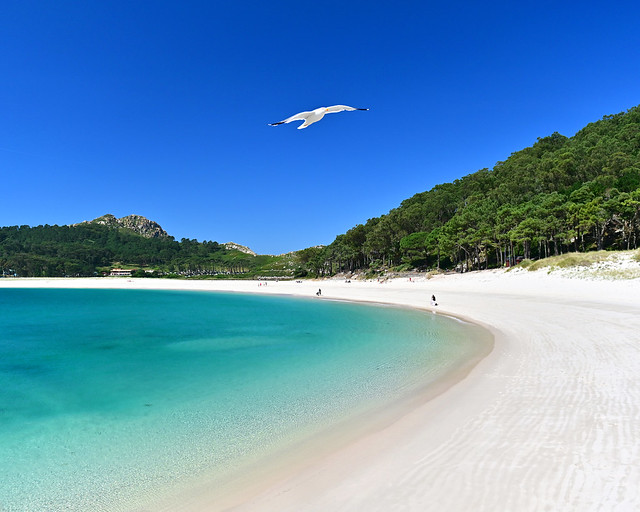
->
xmin=312 ymin=105 xmax=640 ymax=274
xmin=0 ymin=221 xmax=289 ymax=278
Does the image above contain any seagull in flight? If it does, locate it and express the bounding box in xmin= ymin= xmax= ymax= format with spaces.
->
xmin=269 ymin=105 xmax=369 ymax=129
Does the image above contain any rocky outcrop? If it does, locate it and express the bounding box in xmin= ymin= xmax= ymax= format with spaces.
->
xmin=224 ymin=242 xmax=257 ymax=256
xmin=81 ymin=214 xmax=169 ymax=239
xmin=80 ymin=216 xmax=255 ymax=252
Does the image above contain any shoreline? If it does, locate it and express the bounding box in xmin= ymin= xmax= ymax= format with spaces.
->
xmin=3 ymin=270 xmax=640 ymax=510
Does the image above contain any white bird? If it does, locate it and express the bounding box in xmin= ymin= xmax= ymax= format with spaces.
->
xmin=269 ymin=105 xmax=368 ymax=129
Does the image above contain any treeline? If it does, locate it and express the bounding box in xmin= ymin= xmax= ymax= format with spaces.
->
xmin=301 ymin=105 xmax=640 ymax=275
xmin=0 ymin=223 xmax=264 ymax=277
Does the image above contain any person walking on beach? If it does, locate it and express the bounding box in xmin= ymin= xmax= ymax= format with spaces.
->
xmin=316 ymin=288 xmax=322 ymax=296
xmin=430 ymin=294 xmax=438 ymax=306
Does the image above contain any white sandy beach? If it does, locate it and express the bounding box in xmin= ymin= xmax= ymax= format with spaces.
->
xmin=3 ymin=268 xmax=640 ymax=511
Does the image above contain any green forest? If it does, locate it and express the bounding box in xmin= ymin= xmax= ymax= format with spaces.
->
xmin=305 ymin=105 xmax=640 ymax=275
xmin=2 ymin=105 xmax=640 ymax=278
xmin=0 ymin=222 xmax=289 ymax=278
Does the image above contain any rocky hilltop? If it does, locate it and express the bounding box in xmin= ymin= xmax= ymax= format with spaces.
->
xmin=78 ymin=215 xmax=258 ymax=254
xmin=80 ymin=214 xmax=169 ymax=239
xmin=223 ymin=242 xmax=257 ymax=256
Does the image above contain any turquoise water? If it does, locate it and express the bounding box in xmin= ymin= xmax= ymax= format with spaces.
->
xmin=0 ymin=288 xmax=488 ymax=511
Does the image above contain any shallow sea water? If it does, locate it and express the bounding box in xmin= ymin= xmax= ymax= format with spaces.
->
xmin=0 ymin=288 xmax=488 ymax=511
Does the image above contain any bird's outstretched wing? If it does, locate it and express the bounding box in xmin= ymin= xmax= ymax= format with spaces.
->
xmin=325 ymin=105 xmax=369 ymax=114
xmin=269 ymin=110 xmax=312 ymax=126
xmin=269 ymin=105 xmax=368 ymax=128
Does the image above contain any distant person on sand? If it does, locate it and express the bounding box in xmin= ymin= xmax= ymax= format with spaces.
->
xmin=431 ymin=294 xmax=438 ymax=306
xmin=316 ymin=288 xmax=322 ymax=296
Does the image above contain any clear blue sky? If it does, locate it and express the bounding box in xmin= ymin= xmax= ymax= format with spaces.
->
xmin=2 ymin=1 xmax=639 ymax=254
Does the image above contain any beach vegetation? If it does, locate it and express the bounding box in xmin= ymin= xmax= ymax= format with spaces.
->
xmin=519 ymin=250 xmax=640 ymax=279
xmin=516 ymin=259 xmax=534 ymax=269
xmin=526 ymin=252 xmax=610 ymax=271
